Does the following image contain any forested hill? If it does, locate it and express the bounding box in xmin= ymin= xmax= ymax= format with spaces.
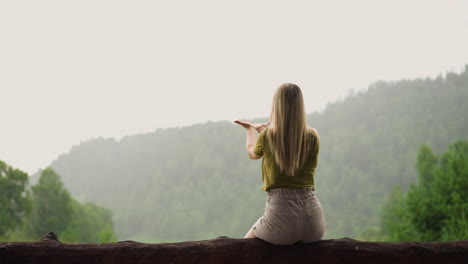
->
xmin=41 ymin=66 xmax=468 ymax=242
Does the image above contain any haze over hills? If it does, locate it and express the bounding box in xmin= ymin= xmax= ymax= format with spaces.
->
xmin=37 ymin=65 xmax=468 ymax=242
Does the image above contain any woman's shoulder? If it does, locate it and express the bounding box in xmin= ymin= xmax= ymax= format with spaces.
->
xmin=257 ymin=127 xmax=269 ymax=142
xmin=306 ymin=127 xmax=320 ymax=145
xmin=306 ymin=127 xmax=319 ymax=138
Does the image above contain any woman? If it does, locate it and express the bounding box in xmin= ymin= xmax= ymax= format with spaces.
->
xmin=234 ymin=83 xmax=326 ymax=245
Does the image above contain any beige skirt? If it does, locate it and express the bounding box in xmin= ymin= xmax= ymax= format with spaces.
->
xmin=251 ymin=187 xmax=326 ymax=245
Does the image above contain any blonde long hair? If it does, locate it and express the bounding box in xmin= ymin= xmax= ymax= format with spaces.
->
xmin=267 ymin=83 xmax=310 ymax=176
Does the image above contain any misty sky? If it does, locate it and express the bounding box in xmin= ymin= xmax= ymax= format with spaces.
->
xmin=1 ymin=0 xmax=467 ymax=174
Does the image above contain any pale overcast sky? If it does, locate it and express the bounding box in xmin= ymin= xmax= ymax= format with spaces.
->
xmin=1 ymin=0 xmax=467 ymax=174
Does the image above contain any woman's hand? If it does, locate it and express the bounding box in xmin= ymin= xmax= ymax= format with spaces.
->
xmin=234 ymin=120 xmax=253 ymax=129
xmin=252 ymin=121 xmax=270 ymax=133
xmin=234 ymin=120 xmax=270 ymax=133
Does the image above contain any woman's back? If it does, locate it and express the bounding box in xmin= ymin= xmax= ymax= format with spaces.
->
xmin=254 ymin=127 xmax=320 ymax=191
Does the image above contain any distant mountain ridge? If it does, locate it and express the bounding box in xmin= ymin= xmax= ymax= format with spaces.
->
xmin=44 ymin=65 xmax=468 ymax=242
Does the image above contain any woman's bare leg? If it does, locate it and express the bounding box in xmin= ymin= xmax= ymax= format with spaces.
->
xmin=244 ymin=227 xmax=256 ymax=238
xmin=244 ymin=217 xmax=262 ymax=238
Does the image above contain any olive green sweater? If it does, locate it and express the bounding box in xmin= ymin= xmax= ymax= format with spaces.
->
xmin=253 ymin=128 xmax=320 ymax=191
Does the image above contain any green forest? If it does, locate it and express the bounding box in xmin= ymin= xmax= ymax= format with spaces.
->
xmin=0 ymin=162 xmax=117 ymax=243
xmin=381 ymin=140 xmax=468 ymax=241
xmin=2 ymin=65 xmax=467 ymax=243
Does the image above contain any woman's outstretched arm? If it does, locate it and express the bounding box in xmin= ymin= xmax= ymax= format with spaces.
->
xmin=234 ymin=120 xmax=269 ymax=160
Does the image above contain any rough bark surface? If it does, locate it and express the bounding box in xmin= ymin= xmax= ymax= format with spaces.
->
xmin=1 ymin=237 xmax=468 ymax=264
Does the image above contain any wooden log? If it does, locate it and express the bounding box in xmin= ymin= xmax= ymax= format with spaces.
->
xmin=1 ymin=237 xmax=468 ymax=264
